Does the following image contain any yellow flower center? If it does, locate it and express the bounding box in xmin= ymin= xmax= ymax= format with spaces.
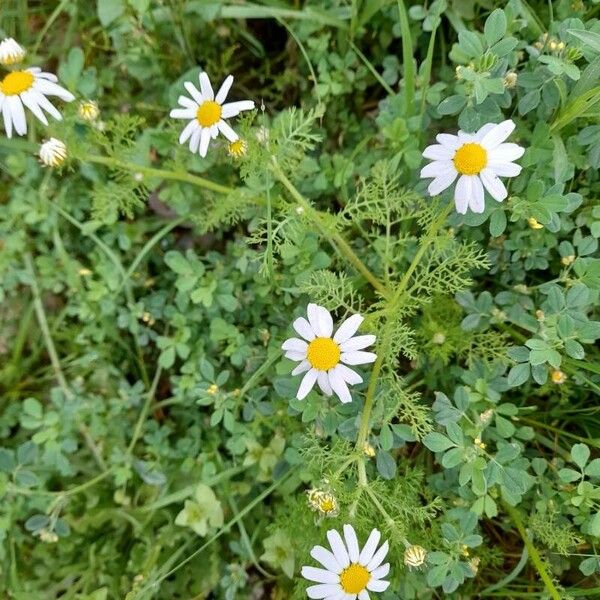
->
xmin=317 ymin=495 xmax=337 ymax=513
xmin=339 ymin=563 xmax=370 ymax=594
xmin=0 ymin=70 xmax=34 ymax=95
xmin=196 ymin=100 xmax=222 ymax=127
xmin=453 ymin=142 xmax=487 ymax=175
xmin=306 ymin=337 xmax=340 ymax=371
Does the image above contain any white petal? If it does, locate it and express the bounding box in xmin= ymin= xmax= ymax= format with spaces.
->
xmin=318 ymin=371 xmax=333 ymax=396
xmin=292 ymin=360 xmax=311 ymax=376
xmin=282 ymin=338 xmax=308 ymax=353
xmin=435 ymin=133 xmax=461 ymax=149
xmin=358 ymin=529 xmax=381 ymax=565
xmin=339 ymin=335 xmax=375 ymax=352
xmin=178 ymin=120 xmax=197 ymax=145
xmin=307 ymin=303 xmax=324 ymax=336
xmin=33 ymin=70 xmax=57 ymax=82
xmin=184 ymin=81 xmax=203 ymax=104
xmin=301 ymin=566 xmax=339 ymax=584
xmin=307 ymin=584 xmax=340 ymax=599
xmin=480 ymin=168 xmax=508 ymax=202
xmin=293 ymin=317 xmax=316 ymax=341
xmin=199 ymin=127 xmax=211 ymax=157
xmin=420 ymin=160 xmax=454 ymax=178
xmin=3 ymin=97 xmax=14 ymax=137
xmin=371 ymin=563 xmax=390 ymax=580
xmin=316 ymin=305 xmax=334 ymax=338
xmin=333 ymin=314 xmax=363 ymax=343
xmin=210 ymin=124 xmax=219 ymax=139
xmin=34 ymin=79 xmax=74 ymax=101
xmin=189 ymin=126 xmax=202 ymax=153
xmin=457 ymin=130 xmax=475 ymax=143
xmin=493 ymin=142 xmax=525 ymax=162
xmin=217 ymin=119 xmax=238 ymax=142
xmin=30 ymin=91 xmax=61 ymax=120
xmin=343 ymin=525 xmax=360 ymax=563
xmin=297 ymin=369 xmax=318 ymax=400
xmin=427 ymin=169 xmax=458 ymax=196
xmin=366 ymin=579 xmax=389 ymax=592
xmin=9 ymin=96 xmax=26 ymax=135
xmin=177 ymin=95 xmax=196 ymax=108
xmin=422 ymin=144 xmax=453 ymax=161
xmin=332 ymin=364 xmax=362 ymax=386
xmin=199 ymin=72 xmax=214 ymax=100
xmin=328 ymin=369 xmax=352 ymax=404
xmin=215 ymin=74 xmax=233 ymax=104
xmin=469 ymin=176 xmax=485 ymax=213
xmin=474 ymin=122 xmax=496 ymax=141
xmin=311 ymin=546 xmax=343 ymax=573
xmin=327 ymin=529 xmax=350 ymax=568
xmin=284 ymin=351 xmax=306 ymax=361
xmin=358 ymin=591 xmax=370 ymax=600
xmin=480 ymin=119 xmax=515 ymax=150
xmin=170 ymin=107 xmax=196 ymax=120
xmin=221 ymin=100 xmax=255 ymax=118
xmin=341 ymin=351 xmax=376 ymax=366
xmin=20 ymin=91 xmax=48 ymax=125
xmin=486 ymin=161 xmax=522 ymax=177
xmin=366 ymin=541 xmax=389 ymax=571
xmin=454 ymin=175 xmax=472 ymax=215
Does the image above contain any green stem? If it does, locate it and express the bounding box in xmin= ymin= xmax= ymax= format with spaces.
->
xmin=127 ymin=365 xmax=163 ymax=455
xmin=86 ymin=155 xmax=232 ymax=195
xmin=503 ymin=502 xmax=562 ymax=600
xmin=270 ymin=157 xmax=390 ymax=298
xmin=354 ymin=203 xmax=452 ymax=482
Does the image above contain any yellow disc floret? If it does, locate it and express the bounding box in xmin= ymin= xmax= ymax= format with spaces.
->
xmin=306 ymin=337 xmax=340 ymax=371
xmin=0 ymin=70 xmax=34 ymax=96
xmin=196 ymin=100 xmax=222 ymax=127
xmin=339 ymin=563 xmax=370 ymax=594
xmin=453 ymin=142 xmax=487 ymax=175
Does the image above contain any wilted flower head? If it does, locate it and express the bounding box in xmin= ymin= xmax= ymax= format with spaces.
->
xmin=0 ymin=38 xmax=26 ymax=66
xmin=307 ymin=488 xmax=339 ymax=518
xmin=228 ymin=138 xmax=247 ymax=158
xmin=78 ymin=100 xmax=100 ymax=121
xmin=404 ymin=544 xmax=427 ymax=568
xmin=39 ymin=138 xmax=67 ymax=167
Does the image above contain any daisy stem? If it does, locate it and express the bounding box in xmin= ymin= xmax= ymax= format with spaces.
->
xmin=355 ymin=202 xmax=452 ymax=485
xmin=270 ymin=157 xmax=390 ymax=298
xmin=502 ymin=501 xmax=562 ymax=600
xmin=85 ymin=154 xmax=233 ymax=195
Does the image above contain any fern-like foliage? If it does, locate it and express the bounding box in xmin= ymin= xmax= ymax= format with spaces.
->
xmin=299 ymin=270 xmax=365 ymax=314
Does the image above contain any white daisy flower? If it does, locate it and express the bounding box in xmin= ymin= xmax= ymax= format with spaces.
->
xmin=0 ymin=67 xmax=75 ymax=138
xmin=39 ymin=137 xmax=67 ymax=167
xmin=420 ymin=119 xmax=525 ymax=215
xmin=0 ymin=38 xmax=26 ymax=66
xmin=282 ymin=304 xmax=376 ymax=404
xmin=301 ymin=524 xmax=390 ymax=599
xmin=169 ymin=72 xmax=255 ymax=158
